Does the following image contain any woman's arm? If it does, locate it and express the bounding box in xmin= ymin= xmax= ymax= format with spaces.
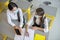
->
xmin=37 ymin=27 xmax=44 ymax=31
xmin=25 ymin=17 xmax=34 ymax=36
xmin=44 ymin=18 xmax=48 ymax=32
xmin=32 ymin=18 xmax=48 ymax=32
xmin=18 ymin=8 xmax=23 ymax=28
xmin=7 ymin=10 xmax=23 ymax=34
xmin=26 ymin=16 xmax=34 ymax=32
xmin=7 ymin=10 xmax=16 ymax=27
xmin=32 ymin=26 xmax=44 ymax=31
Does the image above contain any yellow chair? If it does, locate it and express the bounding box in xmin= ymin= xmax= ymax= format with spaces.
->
xmin=0 ymin=2 xmax=4 ymax=13
xmin=34 ymin=34 xmax=46 ymax=40
xmin=0 ymin=33 xmax=7 ymax=40
xmin=0 ymin=33 xmax=13 ymax=40
xmin=3 ymin=34 xmax=7 ymax=40
xmin=22 ymin=7 xmax=31 ymax=21
xmin=45 ymin=14 xmax=55 ymax=30
xmin=27 ymin=7 xmax=31 ymax=20
xmin=4 ymin=0 xmax=9 ymax=7
xmin=0 ymin=0 xmax=9 ymax=13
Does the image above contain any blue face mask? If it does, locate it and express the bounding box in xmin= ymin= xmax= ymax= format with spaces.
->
xmin=13 ymin=9 xmax=18 ymax=13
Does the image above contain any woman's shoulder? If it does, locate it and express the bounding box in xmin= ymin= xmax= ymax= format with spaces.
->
xmin=7 ymin=9 xmax=12 ymax=15
xmin=44 ymin=16 xmax=48 ymax=22
xmin=43 ymin=15 xmax=48 ymax=21
xmin=7 ymin=9 xmax=11 ymax=13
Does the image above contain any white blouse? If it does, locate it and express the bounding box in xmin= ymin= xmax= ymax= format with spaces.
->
xmin=7 ymin=8 xmax=23 ymax=28
xmin=27 ymin=15 xmax=48 ymax=33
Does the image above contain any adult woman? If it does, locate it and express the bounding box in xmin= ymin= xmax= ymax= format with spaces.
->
xmin=7 ymin=2 xmax=23 ymax=40
xmin=26 ymin=8 xmax=48 ymax=33
xmin=7 ymin=2 xmax=34 ymax=40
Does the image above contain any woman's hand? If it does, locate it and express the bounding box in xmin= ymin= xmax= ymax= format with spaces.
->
xmin=32 ymin=27 xmax=38 ymax=30
xmin=19 ymin=27 xmax=23 ymax=33
xmin=32 ymin=26 xmax=44 ymax=31
xmin=25 ymin=24 xmax=29 ymax=37
xmin=14 ymin=26 xmax=19 ymax=29
xmin=25 ymin=31 xmax=29 ymax=37
xmin=13 ymin=26 xmax=23 ymax=35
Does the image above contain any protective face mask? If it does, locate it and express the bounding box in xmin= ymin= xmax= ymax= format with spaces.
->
xmin=35 ymin=15 xmax=40 ymax=18
xmin=13 ymin=9 xmax=18 ymax=13
xmin=35 ymin=15 xmax=42 ymax=18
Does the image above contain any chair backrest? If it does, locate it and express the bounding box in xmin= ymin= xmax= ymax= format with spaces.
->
xmin=45 ymin=14 xmax=55 ymax=30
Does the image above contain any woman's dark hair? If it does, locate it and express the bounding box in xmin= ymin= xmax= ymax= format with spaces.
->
xmin=36 ymin=8 xmax=44 ymax=16
xmin=8 ymin=2 xmax=18 ymax=10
